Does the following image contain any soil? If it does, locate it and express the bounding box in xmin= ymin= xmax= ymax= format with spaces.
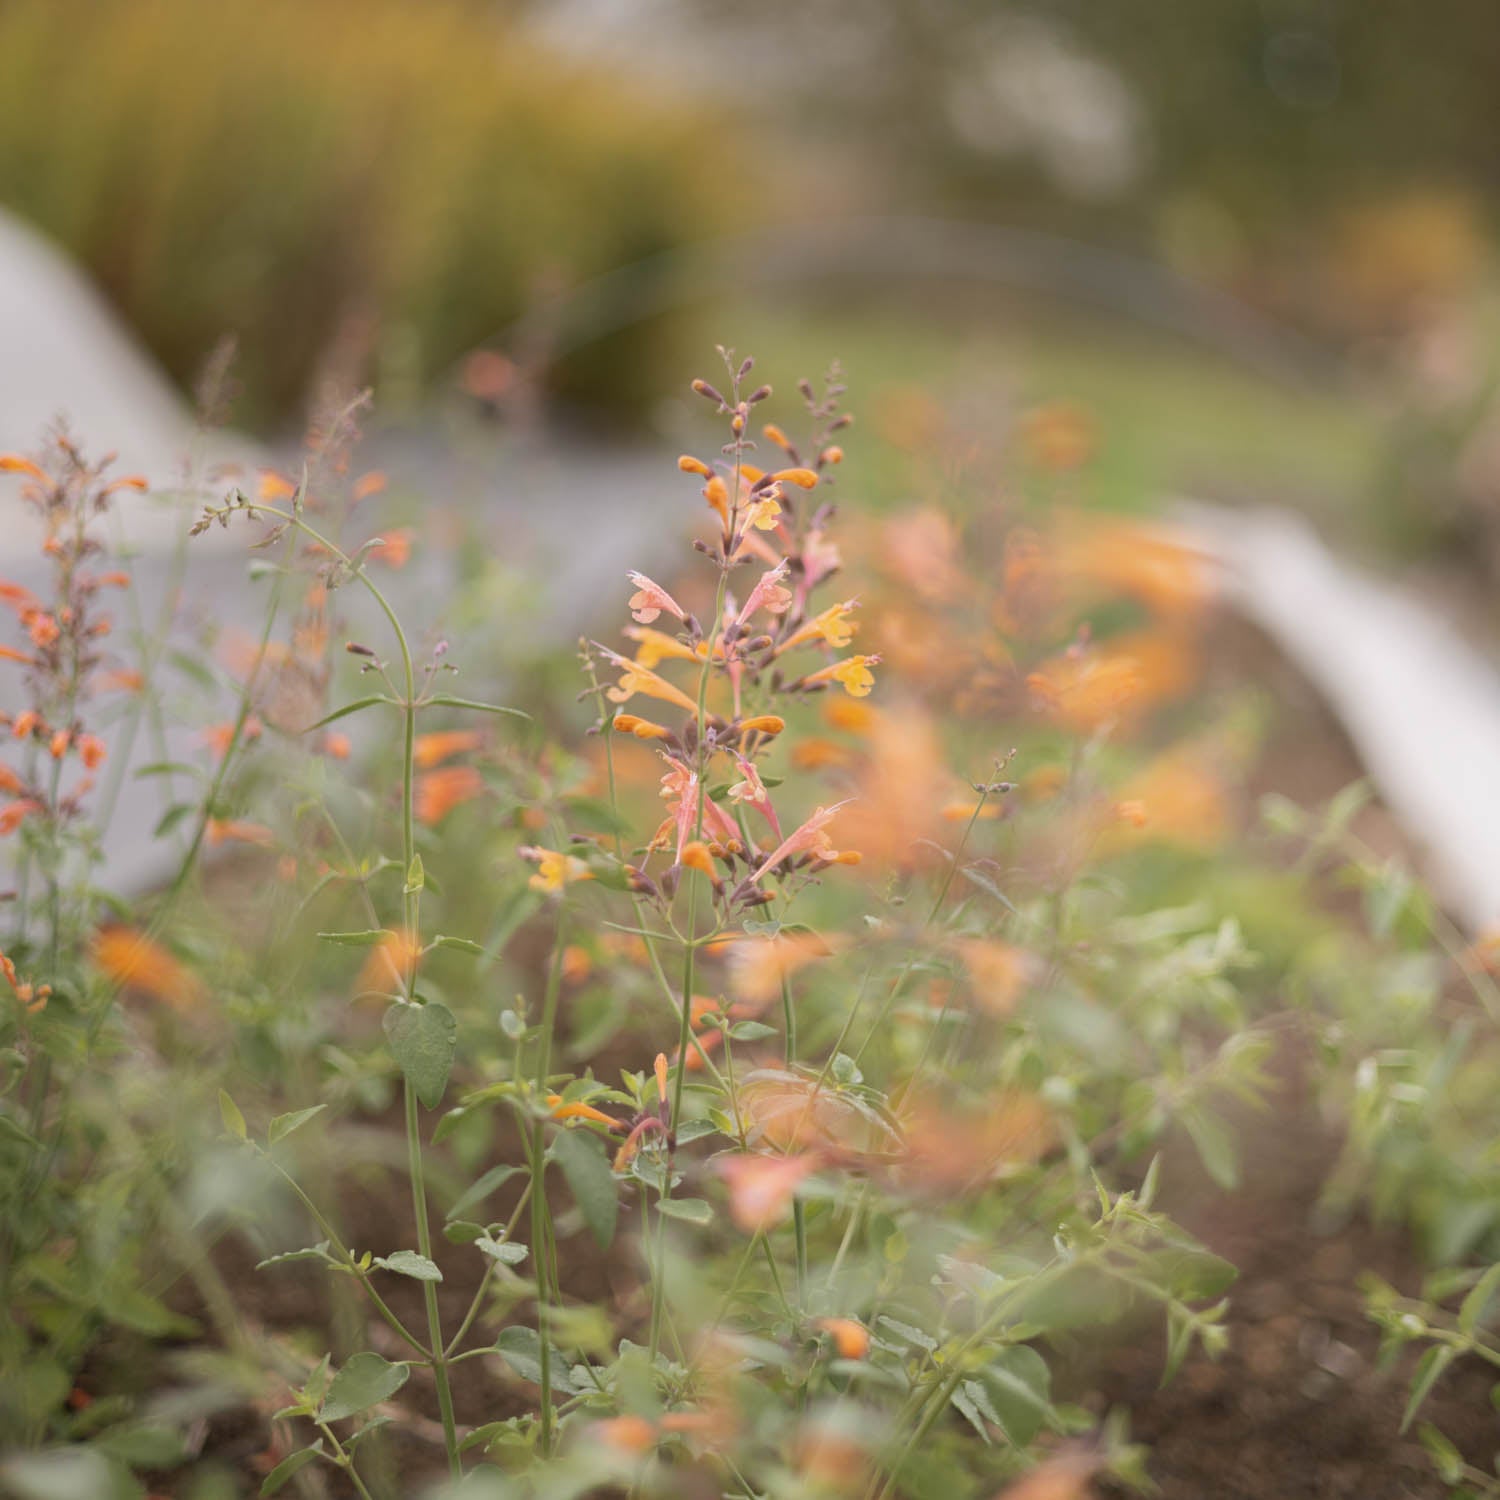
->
xmin=131 ymin=616 xmax=1500 ymax=1499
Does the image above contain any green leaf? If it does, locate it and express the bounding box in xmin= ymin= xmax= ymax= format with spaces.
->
xmin=1181 ymin=1107 xmax=1239 ymax=1190
xmin=447 ymin=1164 xmax=522 ymax=1221
xmin=727 ymin=1020 xmax=778 ymax=1042
xmin=256 ymin=1242 xmax=333 ymax=1271
xmin=656 ymin=1196 xmax=714 ymax=1225
xmin=133 ymin=760 xmax=202 ymax=781
xmin=319 ymin=1353 xmax=410 ymax=1423
xmin=259 ymin=1445 xmax=323 ymax=1497
xmin=319 ymin=928 xmax=395 ymax=947
xmin=301 ymin=695 xmax=395 ymax=732
xmin=1416 ymin=1422 xmax=1465 ymax=1485
xmin=476 ymin=1237 xmax=529 ymax=1266
xmin=425 ymin=695 xmax=529 ymax=720
xmin=675 ymin=1119 xmax=719 ymax=1145
xmin=96 ymin=1426 xmax=187 ymax=1468
xmin=384 ymin=1000 xmax=457 ymax=1108
xmin=493 ymin=1326 xmax=576 ymax=1393
xmin=1403 ymin=1344 xmax=1457 ymax=1432
xmin=153 ymin=804 xmax=194 ymax=838
xmin=0 ymin=1447 xmax=126 ymax=1500
xmin=877 ymin=1317 xmax=937 ymax=1353
xmin=550 ymin=1128 xmax=618 ymax=1249
xmin=0 ymin=1110 xmax=41 ymax=1149
xmin=981 ymin=1345 xmax=1053 ymax=1447
xmin=431 ymin=933 xmax=485 ymax=956
xmin=218 ymin=1089 xmax=247 ymax=1141
xmin=1459 ymin=1262 xmax=1500 ymax=1333
xmin=268 ymin=1104 xmax=326 ymax=1145
xmin=373 ymin=1250 xmax=443 ymax=1282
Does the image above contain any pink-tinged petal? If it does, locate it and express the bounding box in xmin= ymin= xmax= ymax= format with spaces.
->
xmin=627 ymin=571 xmax=689 ymax=626
xmin=750 ymin=800 xmax=854 ymax=883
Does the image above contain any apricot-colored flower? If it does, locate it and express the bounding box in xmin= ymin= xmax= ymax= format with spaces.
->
xmin=25 ymin=613 xmax=59 ymax=649
xmin=898 ymin=1091 xmax=1051 ymax=1194
xmin=1021 ymin=400 xmax=1096 ymax=472
xmin=624 ymin=626 xmax=701 ymax=669
xmin=357 ymin=929 xmax=422 ymax=998
xmin=92 ymin=926 xmax=202 ymax=1010
xmin=816 ymin=1318 xmax=871 ymax=1360
xmin=323 ymin=732 xmax=351 ymax=760
xmin=737 ymin=714 xmax=785 ymax=737
xmin=1052 ymin=513 xmax=1210 ymax=620
xmin=412 ymin=729 xmax=482 ymax=769
xmin=1027 ymin=630 xmax=1196 ymax=734
xmin=738 ymin=1070 xmax=891 ymax=1155
xmin=521 ymin=845 xmax=594 ymax=893
xmin=953 ymin=940 xmax=1038 ymax=1017
xmin=599 ymin=647 xmax=699 ymax=715
xmin=626 ymin=572 xmax=689 ymax=626
xmin=415 ymin=765 xmax=483 ymax=824
xmin=777 ymin=599 xmax=859 ymax=654
xmin=593 ymin=1416 xmax=658 ymax=1454
xmin=728 ymin=931 xmax=841 ymax=1007
xmin=716 ymin=1152 xmax=820 ymax=1233
xmin=802 ymin=655 xmax=880 ymax=698
xmin=257 ymin=470 xmax=297 ymax=501
xmin=364 ymin=531 xmax=411 ymax=570
xmin=750 ymin=801 xmax=857 ymax=883
xmin=732 ymin=562 xmax=793 ymax=632
xmin=0 ymin=799 xmax=40 ymax=835
xmin=0 ymin=455 xmax=46 ymax=481
xmin=352 ymin=470 xmax=387 ymax=502
xmin=205 ymin=818 xmax=275 ymax=848
xmin=547 ymin=1094 xmax=621 ymax=1129
xmin=1094 ymin=743 xmax=1232 ymax=855
xmin=612 ymin=712 xmax=672 ymax=741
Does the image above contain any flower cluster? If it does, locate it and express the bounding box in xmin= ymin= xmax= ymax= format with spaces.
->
xmin=583 ymin=355 xmax=874 ymax=921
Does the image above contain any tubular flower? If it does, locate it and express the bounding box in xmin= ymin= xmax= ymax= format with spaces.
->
xmin=205 ymin=818 xmax=275 ymax=848
xmin=750 ymin=801 xmax=857 ymax=884
xmin=624 ymin=626 xmax=702 ymax=669
xmin=776 ymin=599 xmax=860 ymax=654
xmin=802 ymin=655 xmax=880 ymax=698
xmin=626 ymin=572 xmax=689 ymax=626
xmin=597 ymin=646 xmax=700 ymax=715
xmin=742 ymin=493 xmax=782 ymax=532
xmin=612 ymin=713 xmax=672 ymax=741
xmin=547 ymin=1094 xmax=622 ymax=1129
xmin=736 ymin=714 xmax=785 ymax=737
xmin=731 ymin=562 xmax=792 ymax=633
xmin=728 ymin=755 xmax=782 ymax=839
xmin=521 ymin=845 xmax=595 ymax=893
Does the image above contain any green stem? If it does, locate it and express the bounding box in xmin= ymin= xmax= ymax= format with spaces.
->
xmin=405 ymin=1082 xmax=460 ymax=1474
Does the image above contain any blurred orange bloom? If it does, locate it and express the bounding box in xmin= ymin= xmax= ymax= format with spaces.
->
xmin=370 ymin=529 xmax=413 ymax=568
xmin=205 ymin=818 xmax=275 ymax=848
xmin=92 ymin=926 xmax=202 ymax=1010
xmin=953 ymin=939 xmax=1039 ymax=1017
xmin=357 ymin=929 xmax=421 ymax=998
xmin=1021 ymin=400 xmax=1096 ymax=472
xmin=415 ymin=765 xmax=483 ymax=824
xmin=1093 ymin=742 xmax=1233 ymax=856
xmin=729 ymin=930 xmax=842 ymax=1007
xmin=898 ymin=1091 xmax=1051 ymax=1194
xmin=816 ymin=1317 xmax=871 ymax=1360
xmin=412 ymin=729 xmax=482 ymax=769
xmin=1052 ymin=513 xmax=1212 ymax=620
xmin=738 ymin=1070 xmax=893 ymax=1156
xmin=716 ymin=1152 xmax=820 ymax=1232
xmin=1027 ymin=630 xmax=1196 ymax=735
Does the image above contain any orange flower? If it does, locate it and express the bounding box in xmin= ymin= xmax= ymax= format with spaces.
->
xmin=412 ymin=729 xmax=482 ymax=769
xmin=800 ymin=654 xmax=879 ymax=699
xmin=520 ymin=844 xmax=594 ymax=893
xmin=624 ymin=626 xmax=701 ymax=669
xmin=323 ymin=732 xmax=351 ymax=760
xmin=26 ymin=613 xmax=60 ymax=649
xmin=352 ymin=470 xmax=387 ymax=502
xmin=626 ymin=572 xmax=689 ymax=626
xmin=716 ymin=1152 xmax=820 ymax=1233
xmin=1051 ymin=512 xmax=1210 ymax=620
xmin=1094 ymin=743 xmax=1232 ymax=855
xmin=258 ymin=470 xmax=297 ymax=501
xmin=1021 ymin=400 xmax=1096 ymax=472
xmin=898 ymin=1091 xmax=1051 ymax=1194
xmin=749 ymin=801 xmax=858 ymax=883
xmin=598 ymin=647 xmax=699 ymax=715
xmin=815 ymin=1317 xmax=871 ymax=1361
xmin=0 ymin=799 xmax=40 ymax=835
xmin=547 ymin=1094 xmax=621 ymax=1129
xmin=92 ymin=926 xmax=202 ymax=1010
xmin=100 ymin=668 xmax=144 ymax=694
xmin=612 ymin=712 xmax=672 ymax=741
xmin=357 ymin=929 xmax=421 ymax=998
xmin=952 ymin=939 xmax=1038 ymax=1017
xmin=738 ymin=1070 xmax=892 ymax=1156
xmin=776 ymin=599 xmax=860 ymax=654
xmin=592 ymin=1415 xmax=657 ymax=1454
xmin=0 ymin=455 xmax=46 ymax=481
xmin=416 ymin=765 xmax=483 ymax=824
xmin=370 ymin=529 xmax=413 ymax=569
xmin=729 ymin=930 xmax=842 ymax=1006
xmin=78 ymin=735 xmax=106 ymax=770
xmin=205 ymin=819 xmax=275 ymax=848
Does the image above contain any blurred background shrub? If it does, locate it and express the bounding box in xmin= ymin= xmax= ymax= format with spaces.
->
xmin=0 ymin=0 xmax=727 ymax=427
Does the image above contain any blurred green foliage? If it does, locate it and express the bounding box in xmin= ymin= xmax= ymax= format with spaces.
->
xmin=0 ymin=0 xmax=726 ymax=426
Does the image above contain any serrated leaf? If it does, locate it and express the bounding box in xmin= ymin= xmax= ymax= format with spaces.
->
xmin=260 ymin=1444 xmax=323 ymax=1496
xmin=877 ymin=1317 xmax=937 ymax=1352
xmin=319 ymin=1353 xmax=410 ymax=1422
xmin=384 ymin=1000 xmax=457 ymax=1109
xmin=218 ymin=1089 xmax=247 ymax=1141
xmin=256 ymin=1242 xmax=333 ymax=1271
xmin=551 ymin=1127 xmax=618 ymax=1249
xmin=269 ymin=1104 xmax=326 ymax=1146
xmin=657 ymin=1197 xmax=714 ymax=1225
xmin=950 ymin=1380 xmax=994 ymax=1444
xmin=319 ymin=928 xmax=395 ymax=948
xmin=447 ymin=1164 xmax=522 ymax=1221
xmin=1403 ymin=1344 xmax=1457 ymax=1432
xmin=374 ymin=1250 xmax=443 ymax=1282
